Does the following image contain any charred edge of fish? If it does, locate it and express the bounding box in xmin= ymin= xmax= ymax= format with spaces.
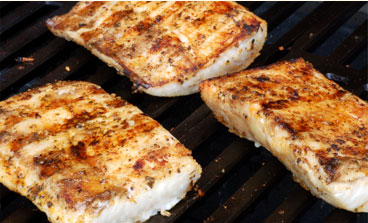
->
xmin=254 ymin=75 xmax=270 ymax=83
xmin=335 ymin=90 xmax=347 ymax=98
xmin=318 ymin=156 xmax=339 ymax=183
xmin=121 ymin=65 xmax=152 ymax=91
xmin=242 ymin=23 xmax=259 ymax=35
xmin=29 ymin=184 xmax=44 ymax=200
xmin=274 ymin=116 xmax=298 ymax=139
xmin=145 ymin=176 xmax=155 ymax=188
xmin=262 ymin=100 xmax=289 ymax=110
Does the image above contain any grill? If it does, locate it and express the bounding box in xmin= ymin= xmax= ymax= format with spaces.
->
xmin=0 ymin=1 xmax=367 ymax=223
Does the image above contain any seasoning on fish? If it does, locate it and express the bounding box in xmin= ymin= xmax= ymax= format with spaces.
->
xmin=46 ymin=1 xmax=267 ymax=96
xmin=200 ymin=58 xmax=368 ymax=212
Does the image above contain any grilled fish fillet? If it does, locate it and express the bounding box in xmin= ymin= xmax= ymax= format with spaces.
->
xmin=200 ymin=58 xmax=368 ymax=212
xmin=46 ymin=1 xmax=267 ymax=97
xmin=0 ymin=81 xmax=201 ymax=223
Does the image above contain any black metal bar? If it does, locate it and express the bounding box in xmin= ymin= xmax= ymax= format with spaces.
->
xmin=149 ymin=139 xmax=254 ymax=223
xmin=293 ymin=2 xmax=365 ymax=51
xmin=28 ymin=48 xmax=94 ymax=89
xmin=83 ymin=63 xmax=117 ymax=86
xmin=171 ymin=104 xmax=211 ymax=138
xmin=208 ymin=159 xmax=284 ymax=223
xmin=0 ymin=2 xmax=21 ymax=16
xmin=330 ymin=20 xmax=368 ymax=64
xmin=0 ymin=2 xmax=74 ymax=62
xmin=240 ymin=1 xmax=263 ymax=12
xmin=179 ymin=113 xmax=219 ymax=151
xmin=104 ymin=77 xmax=133 ymax=101
xmin=0 ymin=2 xmax=44 ymax=35
xmin=0 ymin=2 xmax=12 ymax=11
xmin=254 ymin=2 xmax=330 ymax=66
xmin=2 ymin=200 xmax=37 ymax=223
xmin=324 ymin=209 xmax=356 ymax=223
xmin=0 ymin=38 xmax=69 ymax=92
xmin=264 ymin=186 xmax=315 ymax=223
xmin=283 ymin=50 xmax=365 ymax=95
xmin=143 ymin=98 xmax=179 ymax=119
xmin=259 ymin=2 xmax=304 ymax=33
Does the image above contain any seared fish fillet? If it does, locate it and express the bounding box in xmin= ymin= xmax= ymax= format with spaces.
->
xmin=0 ymin=81 xmax=201 ymax=223
xmin=200 ymin=58 xmax=368 ymax=212
xmin=46 ymin=1 xmax=267 ymax=97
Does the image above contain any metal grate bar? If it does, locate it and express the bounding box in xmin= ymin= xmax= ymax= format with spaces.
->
xmin=259 ymin=2 xmax=304 ymax=32
xmin=0 ymin=2 xmax=13 ymax=11
xmin=0 ymin=38 xmax=69 ymax=93
xmin=255 ymin=2 xmax=330 ymax=65
xmin=294 ymin=2 xmax=365 ymax=51
xmin=179 ymin=114 xmax=219 ymax=151
xmin=208 ymin=159 xmax=284 ymax=223
xmin=143 ymin=98 xmax=179 ymax=119
xmin=83 ymin=64 xmax=117 ymax=86
xmin=0 ymin=185 xmax=12 ymax=207
xmin=283 ymin=50 xmax=365 ymax=96
xmin=26 ymin=48 xmax=94 ymax=89
xmin=264 ymin=186 xmax=315 ymax=223
xmin=171 ymin=104 xmax=211 ymax=138
xmin=241 ymin=2 xmax=263 ymax=12
xmin=2 ymin=200 xmax=37 ymax=223
xmin=149 ymin=139 xmax=254 ymax=223
xmin=330 ymin=20 xmax=368 ymax=64
xmin=0 ymin=21 xmax=48 ymax=62
xmin=324 ymin=209 xmax=356 ymax=223
xmin=0 ymin=2 xmax=44 ymax=35
xmin=0 ymin=3 xmax=74 ymax=62
xmin=105 ymin=77 xmax=133 ymax=101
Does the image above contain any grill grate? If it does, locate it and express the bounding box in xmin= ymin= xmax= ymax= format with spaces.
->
xmin=0 ymin=2 xmax=367 ymax=223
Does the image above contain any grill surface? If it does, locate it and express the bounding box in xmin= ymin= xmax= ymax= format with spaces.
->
xmin=0 ymin=1 xmax=367 ymax=223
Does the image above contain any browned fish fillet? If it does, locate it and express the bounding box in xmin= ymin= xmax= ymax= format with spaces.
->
xmin=200 ymin=58 xmax=368 ymax=212
xmin=46 ymin=1 xmax=267 ymax=96
xmin=0 ymin=81 xmax=201 ymax=223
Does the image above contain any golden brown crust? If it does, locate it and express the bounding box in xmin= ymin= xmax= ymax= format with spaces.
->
xmin=200 ymin=58 xmax=368 ymax=184
xmin=200 ymin=58 xmax=368 ymax=211
xmin=46 ymin=1 xmax=266 ymax=92
xmin=0 ymin=81 xmax=200 ymax=222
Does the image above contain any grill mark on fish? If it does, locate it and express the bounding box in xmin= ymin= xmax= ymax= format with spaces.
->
xmin=0 ymin=81 xmax=202 ymax=221
xmin=200 ymin=58 xmax=368 ymax=212
xmin=46 ymin=1 xmax=266 ymax=96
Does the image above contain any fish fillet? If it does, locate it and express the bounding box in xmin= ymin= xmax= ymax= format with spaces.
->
xmin=0 ymin=81 xmax=202 ymax=223
xmin=200 ymin=58 xmax=368 ymax=212
xmin=46 ymin=1 xmax=267 ymax=96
